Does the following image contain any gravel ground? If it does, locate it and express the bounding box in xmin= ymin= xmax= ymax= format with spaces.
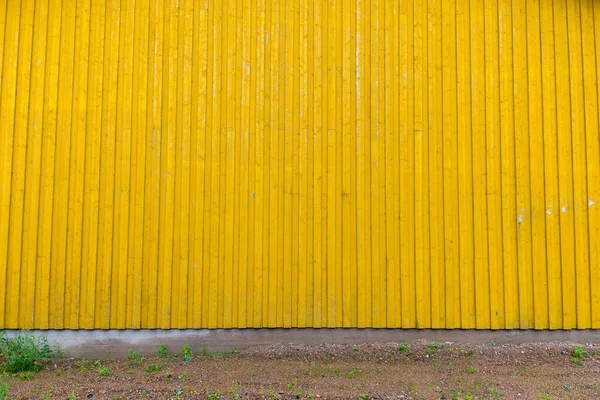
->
xmin=2 ymin=340 xmax=600 ymax=399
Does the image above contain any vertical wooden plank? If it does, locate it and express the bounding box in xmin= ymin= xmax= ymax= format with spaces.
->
xmin=0 ymin=0 xmax=21 ymax=329
xmin=143 ymin=0 xmax=164 ymax=328
xmin=37 ymin=0 xmax=63 ymax=329
xmin=540 ymin=0 xmax=562 ymax=329
xmin=130 ymin=0 xmax=150 ymax=329
xmin=484 ymin=0 xmax=504 ymax=329
xmin=442 ymin=0 xmax=458 ymax=329
xmin=101 ymin=0 xmax=120 ymax=329
xmin=49 ymin=0 xmax=77 ymax=329
xmin=470 ymin=0 xmax=490 ymax=329
xmin=239 ymin=0 xmax=252 ymax=328
xmin=356 ymin=0 xmax=367 ymax=327
xmin=566 ymin=0 xmax=591 ymax=329
xmin=384 ymin=0 xmax=399 ymax=328
xmin=8 ymin=0 xmax=34 ymax=329
xmin=414 ymin=0 xmax=431 ymax=328
xmin=312 ymin=0 xmax=324 ymax=327
xmin=582 ymin=0 xmax=600 ymax=328
xmin=456 ymin=0 xmax=475 ymax=328
xmin=253 ymin=0 xmax=266 ymax=327
xmin=298 ymin=0 xmax=309 ymax=328
xmin=21 ymin=0 xmax=49 ymax=329
xmin=341 ymin=0 xmax=354 ymax=327
xmin=524 ymin=0 xmax=549 ymax=330
xmin=115 ymin=0 xmax=135 ymax=329
xmin=204 ymin=0 xmax=221 ymax=329
xmin=267 ymin=0 xmax=280 ymax=328
xmin=193 ymin=0 xmax=210 ymax=329
xmin=428 ymin=0 xmax=445 ymax=328
xmin=553 ymin=0 xmax=576 ymax=329
xmin=177 ymin=0 xmax=193 ymax=328
xmin=498 ymin=0 xmax=519 ymax=329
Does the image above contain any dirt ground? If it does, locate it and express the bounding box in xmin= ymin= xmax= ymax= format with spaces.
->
xmin=2 ymin=340 xmax=600 ymax=399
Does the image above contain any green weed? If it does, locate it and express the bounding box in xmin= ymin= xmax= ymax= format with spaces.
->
xmin=0 ymin=331 xmax=55 ymax=373
xmin=427 ymin=342 xmax=444 ymax=355
xmin=348 ymin=369 xmax=356 ymax=378
xmin=68 ymin=391 xmax=80 ymax=400
xmin=570 ymin=357 xmax=584 ymax=366
xmin=397 ymin=343 xmax=409 ymax=352
xmin=353 ymin=345 xmax=359 ymax=351
xmin=359 ymin=394 xmax=368 ymax=400
xmin=128 ymin=349 xmax=144 ymax=366
xmin=465 ymin=366 xmax=477 ymax=374
xmin=16 ymin=371 xmax=33 ymax=381
xmin=572 ymin=346 xmax=588 ymax=359
xmin=181 ymin=344 xmax=192 ymax=361
xmin=0 ymin=383 xmax=8 ymax=400
xmin=487 ymin=387 xmax=504 ymax=398
xmin=229 ymin=381 xmax=241 ymax=400
xmin=145 ymin=364 xmax=162 ymax=373
xmin=206 ymin=391 xmax=222 ymax=400
xmin=98 ymin=366 xmax=111 ymax=376
xmin=158 ymin=344 xmax=169 ymax=359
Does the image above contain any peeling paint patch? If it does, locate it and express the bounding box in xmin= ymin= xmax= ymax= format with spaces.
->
xmin=561 ymin=206 xmax=567 ymax=213
xmin=589 ymin=199 xmax=596 ymax=206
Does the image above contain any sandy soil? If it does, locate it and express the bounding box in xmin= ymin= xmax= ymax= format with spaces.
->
xmin=2 ymin=340 xmax=599 ymax=399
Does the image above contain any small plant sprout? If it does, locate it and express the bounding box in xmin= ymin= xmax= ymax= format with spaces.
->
xmin=348 ymin=369 xmax=356 ymax=378
xmin=157 ymin=344 xmax=169 ymax=359
xmin=128 ymin=349 xmax=144 ymax=366
xmin=427 ymin=342 xmax=444 ymax=355
xmin=397 ymin=342 xmax=409 ymax=352
xmin=231 ymin=348 xmax=241 ymax=354
xmin=181 ymin=344 xmax=192 ymax=361
xmin=572 ymin=346 xmax=587 ymax=359
xmin=359 ymin=394 xmax=368 ymax=400
xmin=145 ymin=364 xmax=162 ymax=373
xmin=98 ymin=366 xmax=111 ymax=376
xmin=228 ymin=381 xmax=241 ymax=400
xmin=571 ymin=357 xmax=584 ymax=366
xmin=0 ymin=383 xmax=9 ymax=400
xmin=353 ymin=345 xmax=359 ymax=351
xmin=206 ymin=391 xmax=222 ymax=400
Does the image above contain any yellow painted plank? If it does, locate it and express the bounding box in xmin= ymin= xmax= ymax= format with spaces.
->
xmin=21 ymin=0 xmax=48 ymax=329
xmin=101 ymin=0 xmax=119 ymax=329
xmin=130 ymin=0 xmax=150 ymax=329
xmin=49 ymin=0 xmax=77 ymax=329
xmin=456 ymin=0 xmax=474 ymax=329
xmin=428 ymin=0 xmax=445 ymax=328
xmin=37 ymin=0 xmax=62 ymax=329
xmin=498 ymin=0 xmax=519 ymax=330
xmin=298 ymin=0 xmax=309 ymax=328
xmin=524 ymin=0 xmax=548 ymax=330
xmin=441 ymin=0 xmax=458 ymax=329
xmin=554 ymin=0 xmax=577 ymax=329
xmin=540 ymin=0 xmax=563 ymax=329
xmin=8 ymin=0 xmax=35 ymax=329
xmin=470 ymin=0 xmax=490 ymax=329
xmin=566 ymin=0 xmax=591 ymax=329
xmin=414 ymin=0 xmax=430 ymax=328
xmin=582 ymin=0 xmax=600 ymax=328
xmin=0 ymin=0 xmax=21 ymax=329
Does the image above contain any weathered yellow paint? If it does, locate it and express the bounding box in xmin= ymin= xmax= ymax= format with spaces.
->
xmin=0 ymin=0 xmax=599 ymax=329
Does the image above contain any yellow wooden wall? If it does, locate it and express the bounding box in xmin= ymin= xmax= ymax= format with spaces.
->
xmin=0 ymin=0 xmax=599 ymax=330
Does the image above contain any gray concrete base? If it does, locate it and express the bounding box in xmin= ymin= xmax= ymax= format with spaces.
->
xmin=4 ymin=329 xmax=600 ymax=358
